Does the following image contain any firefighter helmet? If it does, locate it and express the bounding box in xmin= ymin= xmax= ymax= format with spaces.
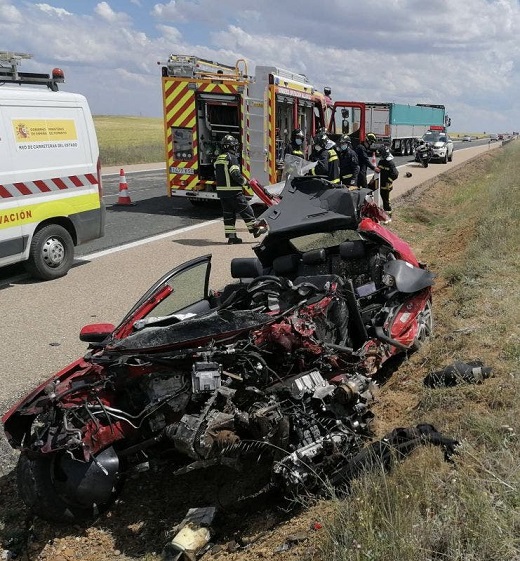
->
xmin=365 ymin=132 xmax=377 ymax=145
xmin=220 ymin=135 xmax=239 ymax=152
xmin=339 ymin=134 xmax=352 ymax=149
xmin=313 ymin=131 xmax=329 ymax=151
xmin=378 ymin=145 xmax=391 ymax=158
xmin=291 ymin=128 xmax=304 ymax=142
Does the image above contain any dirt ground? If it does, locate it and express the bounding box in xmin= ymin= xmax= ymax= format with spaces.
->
xmin=0 ymin=155 xmax=491 ymax=561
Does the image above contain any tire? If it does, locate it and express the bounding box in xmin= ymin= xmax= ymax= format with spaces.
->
xmin=17 ymin=447 xmax=122 ymax=524
xmin=443 ymin=152 xmax=448 ymax=164
xmin=448 ymin=150 xmax=453 ymax=162
xmin=410 ymin=299 xmax=433 ymax=351
xmin=24 ymin=224 xmax=74 ymax=280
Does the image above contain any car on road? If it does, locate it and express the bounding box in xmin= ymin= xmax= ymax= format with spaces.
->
xmin=489 ymin=134 xmax=499 ymax=141
xmin=462 ymin=135 xmax=472 ymax=142
xmin=419 ymin=130 xmax=454 ymax=163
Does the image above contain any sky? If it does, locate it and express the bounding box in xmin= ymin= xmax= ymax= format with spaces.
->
xmin=1 ymin=0 xmax=518 ymax=133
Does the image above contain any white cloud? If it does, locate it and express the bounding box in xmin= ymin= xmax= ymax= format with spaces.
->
xmin=35 ymin=3 xmax=71 ymax=17
xmin=1 ymin=0 xmax=519 ymax=131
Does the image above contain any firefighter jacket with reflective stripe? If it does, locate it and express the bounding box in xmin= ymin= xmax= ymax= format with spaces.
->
xmin=355 ymin=143 xmax=377 ymax=174
xmin=310 ymin=148 xmax=340 ymax=184
xmin=214 ymin=152 xmax=246 ymax=199
xmin=377 ymin=156 xmax=399 ymax=190
xmin=284 ymin=142 xmax=304 ymax=158
xmin=338 ymin=147 xmax=360 ymax=185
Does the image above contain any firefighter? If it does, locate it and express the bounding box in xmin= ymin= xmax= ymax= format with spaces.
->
xmin=376 ymin=145 xmax=399 ymax=223
xmin=355 ymin=132 xmax=380 ymax=189
xmin=284 ymin=128 xmax=305 ymax=158
xmin=309 ymin=131 xmax=340 ymax=185
xmin=337 ymin=134 xmax=360 ymax=189
xmin=214 ymin=135 xmax=266 ymax=244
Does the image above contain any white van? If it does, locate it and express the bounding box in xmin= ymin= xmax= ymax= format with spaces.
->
xmin=0 ymin=52 xmax=105 ymax=280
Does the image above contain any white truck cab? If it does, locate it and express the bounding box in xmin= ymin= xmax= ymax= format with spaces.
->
xmin=0 ymin=51 xmax=105 ymax=280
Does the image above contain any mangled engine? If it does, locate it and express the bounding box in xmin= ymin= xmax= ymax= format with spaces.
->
xmin=157 ymin=359 xmax=375 ymax=495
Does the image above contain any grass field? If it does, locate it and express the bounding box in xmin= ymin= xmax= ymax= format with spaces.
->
xmin=94 ymin=115 xmax=164 ymax=166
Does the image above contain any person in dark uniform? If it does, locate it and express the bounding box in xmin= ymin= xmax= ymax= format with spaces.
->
xmin=337 ymin=134 xmax=360 ymax=188
xmin=284 ymin=128 xmax=305 ymax=157
xmin=214 ymin=135 xmax=266 ymax=244
xmin=376 ymin=145 xmax=399 ymax=223
xmin=309 ymin=131 xmax=340 ymax=185
xmin=355 ymin=132 xmax=380 ymax=189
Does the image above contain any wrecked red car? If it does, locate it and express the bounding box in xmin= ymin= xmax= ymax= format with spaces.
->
xmin=2 ymin=176 xmax=434 ymax=523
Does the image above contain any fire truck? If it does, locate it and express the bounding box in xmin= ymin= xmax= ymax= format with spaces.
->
xmin=159 ymin=54 xmax=332 ymax=203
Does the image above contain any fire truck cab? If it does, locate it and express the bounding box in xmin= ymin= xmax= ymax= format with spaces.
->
xmin=159 ymin=54 xmax=331 ymax=203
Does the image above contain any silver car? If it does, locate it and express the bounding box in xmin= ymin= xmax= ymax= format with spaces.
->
xmin=421 ymin=131 xmax=454 ymax=163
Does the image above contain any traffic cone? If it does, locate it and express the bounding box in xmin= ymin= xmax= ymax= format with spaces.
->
xmin=114 ymin=168 xmax=135 ymax=206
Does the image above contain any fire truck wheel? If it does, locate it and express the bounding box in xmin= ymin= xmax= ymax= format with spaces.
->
xmin=25 ymin=224 xmax=74 ymax=281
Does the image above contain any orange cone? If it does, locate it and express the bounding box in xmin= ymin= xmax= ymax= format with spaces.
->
xmin=115 ymin=168 xmax=135 ymax=206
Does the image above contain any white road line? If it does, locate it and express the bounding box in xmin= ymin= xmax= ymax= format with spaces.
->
xmin=76 ymin=219 xmax=220 ymax=261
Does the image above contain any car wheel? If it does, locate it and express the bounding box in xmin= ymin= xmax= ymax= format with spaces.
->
xmin=17 ymin=447 xmax=123 ymax=524
xmin=443 ymin=152 xmax=448 ymax=164
xmin=448 ymin=150 xmax=453 ymax=162
xmin=24 ymin=224 xmax=74 ymax=280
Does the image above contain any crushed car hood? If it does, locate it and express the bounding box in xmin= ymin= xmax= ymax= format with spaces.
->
xmin=258 ymin=177 xmax=372 ymax=239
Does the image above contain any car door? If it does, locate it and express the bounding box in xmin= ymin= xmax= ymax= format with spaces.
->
xmin=112 ymin=254 xmax=213 ymax=339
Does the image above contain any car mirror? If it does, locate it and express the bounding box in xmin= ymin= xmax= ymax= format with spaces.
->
xmin=79 ymin=323 xmax=115 ymax=343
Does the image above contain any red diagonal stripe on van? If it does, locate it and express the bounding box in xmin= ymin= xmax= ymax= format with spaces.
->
xmin=34 ymin=180 xmax=51 ymax=192
xmin=0 ymin=175 xmax=95 ymax=198
xmin=52 ymin=178 xmax=68 ymax=190
xmin=13 ymin=183 xmax=32 ymax=195
xmin=69 ymin=176 xmax=83 ymax=187
xmin=0 ymin=186 xmax=13 ymax=198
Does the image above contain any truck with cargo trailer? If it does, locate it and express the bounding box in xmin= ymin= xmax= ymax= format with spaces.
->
xmin=327 ymin=101 xmax=447 ymax=156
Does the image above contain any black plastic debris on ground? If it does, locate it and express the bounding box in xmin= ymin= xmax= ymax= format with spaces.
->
xmin=424 ymin=360 xmax=492 ymax=388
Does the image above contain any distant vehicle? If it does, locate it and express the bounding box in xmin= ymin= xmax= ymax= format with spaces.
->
xmin=462 ymin=135 xmax=472 ymax=142
xmin=420 ymin=130 xmax=454 ymax=163
xmin=489 ymin=134 xmax=499 ymax=141
xmin=328 ymin=102 xmax=447 ymax=157
xmin=498 ymin=134 xmax=504 ymax=140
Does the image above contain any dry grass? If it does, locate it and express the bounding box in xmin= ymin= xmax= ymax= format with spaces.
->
xmin=94 ymin=115 xmax=164 ymax=166
xmin=313 ymin=141 xmax=520 ymax=561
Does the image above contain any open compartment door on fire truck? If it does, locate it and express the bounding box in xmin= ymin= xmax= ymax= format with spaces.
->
xmin=247 ymin=66 xmax=330 ymax=185
xmin=160 ymin=55 xmax=249 ymax=201
xmin=328 ymin=101 xmax=367 ymax=147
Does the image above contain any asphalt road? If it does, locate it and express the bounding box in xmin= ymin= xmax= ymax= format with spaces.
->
xmin=79 ymin=137 xmax=494 ymax=256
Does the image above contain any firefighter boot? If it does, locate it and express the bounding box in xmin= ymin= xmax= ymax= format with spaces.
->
xmin=228 ymin=237 xmax=243 ymax=245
